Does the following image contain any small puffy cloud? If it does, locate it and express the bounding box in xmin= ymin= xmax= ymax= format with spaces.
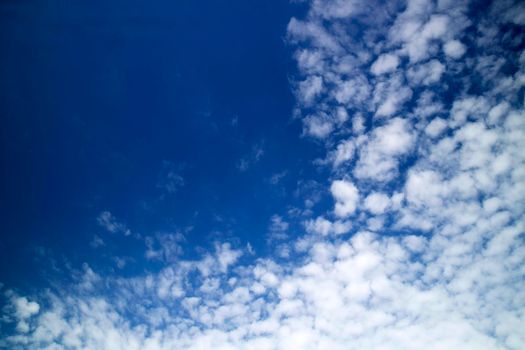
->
xmin=287 ymin=17 xmax=342 ymax=53
xmin=425 ymin=117 xmax=448 ymax=138
xmin=371 ymin=53 xmax=400 ymax=75
xmin=405 ymin=169 xmax=447 ymax=208
xmin=373 ymin=74 xmax=413 ymax=117
xmin=391 ymin=11 xmax=452 ymax=63
xmin=421 ymin=14 xmax=449 ymax=40
xmin=352 ymin=113 xmax=365 ymax=134
xmin=487 ymin=101 xmax=510 ymax=126
xmin=6 ymin=294 xmax=40 ymax=334
xmin=303 ymin=114 xmax=334 ymax=139
xmin=354 ymin=118 xmax=415 ymax=182
xmin=449 ymin=96 xmax=490 ymax=127
xmin=12 ymin=296 xmax=40 ymax=320
xmin=295 ymin=48 xmax=325 ymax=74
xmin=330 ymin=179 xmax=359 ymax=217
xmin=311 ymin=0 xmax=364 ymax=19
xmin=443 ymin=39 xmax=466 ymax=59
xmin=333 ymin=75 xmax=371 ymax=106
xmin=305 ymin=216 xmax=352 ymax=236
xmin=331 ymin=139 xmax=355 ymax=167
xmin=406 ymin=59 xmax=446 ymax=85
xmin=298 ymin=75 xmax=324 ymax=105
xmin=215 ymin=243 xmax=242 ymax=273
xmin=364 ymin=192 xmax=391 ymax=214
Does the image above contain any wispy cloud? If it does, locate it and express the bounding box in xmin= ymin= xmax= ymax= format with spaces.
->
xmin=237 ymin=141 xmax=265 ymax=172
xmin=97 ymin=211 xmax=131 ymax=236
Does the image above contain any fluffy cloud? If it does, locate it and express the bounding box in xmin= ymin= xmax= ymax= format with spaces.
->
xmin=363 ymin=192 xmax=391 ymax=214
xmin=304 ymin=216 xmax=352 ymax=236
xmin=354 ymin=117 xmax=415 ymax=182
xmin=425 ymin=117 xmax=448 ymax=138
xmin=330 ymin=180 xmax=359 ymax=217
xmin=406 ymin=59 xmax=445 ymax=86
xmin=443 ymin=39 xmax=467 ymax=59
xmin=370 ymin=53 xmax=400 ymax=75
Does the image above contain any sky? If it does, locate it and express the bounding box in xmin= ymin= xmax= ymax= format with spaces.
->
xmin=0 ymin=0 xmax=524 ymax=349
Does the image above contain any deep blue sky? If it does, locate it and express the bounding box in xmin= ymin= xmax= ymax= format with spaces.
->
xmin=0 ymin=0 xmax=319 ymax=289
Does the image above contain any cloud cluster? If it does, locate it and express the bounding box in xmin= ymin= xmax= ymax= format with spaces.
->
xmin=2 ymin=0 xmax=525 ymax=349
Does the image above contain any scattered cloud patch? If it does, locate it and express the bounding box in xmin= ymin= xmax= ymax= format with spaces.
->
xmin=97 ymin=211 xmax=131 ymax=236
xmin=330 ymin=179 xmax=359 ymax=218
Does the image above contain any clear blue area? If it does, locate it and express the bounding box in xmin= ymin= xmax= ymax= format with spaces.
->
xmin=0 ymin=0 xmax=318 ymax=290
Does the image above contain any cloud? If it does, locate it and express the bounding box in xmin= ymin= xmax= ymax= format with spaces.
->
xmin=3 ymin=0 xmax=525 ymax=349
xmin=297 ymin=76 xmax=324 ymax=105
xmin=145 ymin=232 xmax=185 ymax=263
xmin=363 ymin=192 xmax=391 ymax=214
xmin=269 ymin=171 xmax=288 ymax=185
xmin=370 ymin=53 xmax=400 ymax=75
xmin=406 ymin=59 xmax=445 ymax=86
xmin=304 ymin=216 xmax=352 ymax=236
xmin=443 ymin=39 xmax=466 ymax=59
xmin=425 ymin=117 xmax=448 ymax=138
xmin=330 ymin=179 xmax=359 ymax=218
xmin=237 ymin=142 xmax=265 ymax=171
xmin=330 ymin=139 xmax=356 ymax=167
xmin=302 ymin=114 xmax=334 ymax=139
xmin=157 ymin=161 xmax=185 ymax=195
xmin=90 ymin=234 xmax=105 ymax=248
xmin=97 ymin=211 xmax=131 ymax=236
xmin=268 ymin=215 xmax=289 ymax=241
xmin=354 ymin=117 xmax=415 ymax=182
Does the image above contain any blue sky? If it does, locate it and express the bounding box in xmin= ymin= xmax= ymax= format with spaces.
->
xmin=1 ymin=0 xmax=525 ymax=349
xmin=1 ymin=0 xmax=316 ymax=279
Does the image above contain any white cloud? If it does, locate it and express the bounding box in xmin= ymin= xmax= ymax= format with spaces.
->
xmin=331 ymin=139 xmax=355 ymax=167
xmin=406 ymin=59 xmax=445 ymax=85
xmin=449 ymin=96 xmax=490 ymax=127
xmin=145 ymin=232 xmax=185 ymax=262
xmin=97 ymin=211 xmax=131 ymax=236
xmin=364 ymin=192 xmax=391 ymax=214
xmin=330 ymin=179 xmax=359 ymax=218
xmin=425 ymin=117 xmax=448 ymax=138
xmin=370 ymin=53 xmax=400 ymax=75
xmin=333 ymin=75 xmax=371 ymax=106
xmin=268 ymin=215 xmax=289 ymax=241
xmin=215 ymin=243 xmax=243 ymax=274
xmin=373 ymin=74 xmax=413 ymax=117
xmin=298 ymin=75 xmax=324 ymax=105
xmin=443 ymin=39 xmax=466 ymax=59
xmin=12 ymin=296 xmax=40 ymax=320
xmin=303 ymin=114 xmax=334 ymax=139
xmin=304 ymin=216 xmax=352 ymax=236
xmin=354 ymin=117 xmax=415 ymax=182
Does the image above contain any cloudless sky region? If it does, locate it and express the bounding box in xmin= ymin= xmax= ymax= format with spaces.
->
xmin=1 ymin=0 xmax=525 ymax=349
